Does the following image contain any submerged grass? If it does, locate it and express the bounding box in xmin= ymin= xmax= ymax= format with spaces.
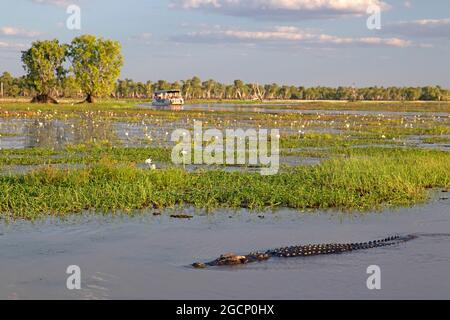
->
xmin=1 ymin=148 xmax=449 ymax=220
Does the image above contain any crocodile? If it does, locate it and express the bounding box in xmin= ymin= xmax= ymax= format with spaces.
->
xmin=192 ymin=235 xmax=417 ymax=268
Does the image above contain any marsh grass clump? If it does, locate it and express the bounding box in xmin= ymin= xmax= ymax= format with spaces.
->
xmin=279 ymin=132 xmax=402 ymax=149
xmin=0 ymin=148 xmax=448 ymax=220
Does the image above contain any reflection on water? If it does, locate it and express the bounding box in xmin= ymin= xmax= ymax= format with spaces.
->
xmin=140 ymin=102 xmax=450 ymax=117
xmin=0 ymin=197 xmax=449 ymax=299
xmin=0 ymin=117 xmax=119 ymax=149
xmin=1 ymin=120 xmax=449 ymax=152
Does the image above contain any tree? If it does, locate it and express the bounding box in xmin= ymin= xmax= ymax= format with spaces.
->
xmin=190 ymin=76 xmax=203 ymax=99
xmin=265 ymin=83 xmax=279 ymax=99
xmin=404 ymin=87 xmax=421 ymax=101
xmin=420 ymin=86 xmax=443 ymax=101
xmin=251 ymin=83 xmax=265 ymax=101
xmin=202 ymin=79 xmax=216 ymax=99
xmin=0 ymin=72 xmax=13 ymax=97
xmin=233 ymin=80 xmax=245 ymax=99
xmin=69 ymin=35 xmax=123 ymax=103
xmin=60 ymin=76 xmax=81 ymax=98
xmin=156 ymin=80 xmax=170 ymax=91
xmin=21 ymin=40 xmax=67 ymax=103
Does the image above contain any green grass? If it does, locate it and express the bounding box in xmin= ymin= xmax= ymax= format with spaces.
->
xmin=0 ymin=132 xmax=19 ymax=137
xmin=1 ymin=148 xmax=449 ymax=220
xmin=0 ymin=143 xmax=171 ymax=166
xmin=280 ymin=132 xmax=401 ymax=149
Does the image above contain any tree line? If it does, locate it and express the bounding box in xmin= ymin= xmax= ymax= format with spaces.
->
xmin=2 ymin=73 xmax=448 ymax=102
xmin=115 ymin=78 xmax=448 ymax=102
xmin=0 ymin=36 xmax=448 ymax=102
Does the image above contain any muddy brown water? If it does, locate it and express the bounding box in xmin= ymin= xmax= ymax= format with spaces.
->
xmin=0 ymin=196 xmax=449 ymax=300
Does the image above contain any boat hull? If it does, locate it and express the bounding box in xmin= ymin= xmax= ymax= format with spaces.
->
xmin=152 ymin=98 xmax=184 ymax=107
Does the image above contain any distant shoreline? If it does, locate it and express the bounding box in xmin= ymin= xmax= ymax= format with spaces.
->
xmin=1 ymin=97 xmax=450 ymax=104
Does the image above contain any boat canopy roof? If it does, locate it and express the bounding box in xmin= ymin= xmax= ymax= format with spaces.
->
xmin=154 ymin=89 xmax=181 ymax=94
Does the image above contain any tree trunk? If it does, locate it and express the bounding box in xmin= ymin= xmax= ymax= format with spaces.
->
xmin=76 ymin=94 xmax=96 ymax=104
xmin=85 ymin=94 xmax=96 ymax=103
xmin=31 ymin=94 xmax=58 ymax=104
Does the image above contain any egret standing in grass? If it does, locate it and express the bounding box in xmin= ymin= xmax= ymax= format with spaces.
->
xmin=145 ymin=158 xmax=156 ymax=170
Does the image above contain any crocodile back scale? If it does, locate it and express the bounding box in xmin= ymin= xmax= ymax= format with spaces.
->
xmin=192 ymin=235 xmax=417 ymax=268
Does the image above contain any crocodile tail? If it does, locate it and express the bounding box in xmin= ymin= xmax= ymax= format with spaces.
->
xmin=355 ymin=234 xmax=418 ymax=250
xmin=323 ymin=235 xmax=418 ymax=253
xmin=379 ymin=234 xmax=418 ymax=244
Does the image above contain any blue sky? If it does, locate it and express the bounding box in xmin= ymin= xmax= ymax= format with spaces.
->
xmin=0 ymin=0 xmax=449 ymax=87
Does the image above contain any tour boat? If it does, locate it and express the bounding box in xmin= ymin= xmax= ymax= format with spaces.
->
xmin=152 ymin=89 xmax=184 ymax=107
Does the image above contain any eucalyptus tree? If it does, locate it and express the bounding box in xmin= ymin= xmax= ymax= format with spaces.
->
xmin=202 ymin=79 xmax=216 ymax=99
xmin=68 ymin=35 xmax=123 ymax=103
xmin=0 ymin=72 xmax=14 ymax=97
xmin=265 ymin=83 xmax=280 ymax=100
xmin=21 ymin=39 xmax=67 ymax=103
xmin=233 ymin=79 xmax=246 ymax=99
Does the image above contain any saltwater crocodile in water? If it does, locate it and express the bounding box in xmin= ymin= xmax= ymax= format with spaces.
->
xmin=192 ymin=235 xmax=418 ymax=268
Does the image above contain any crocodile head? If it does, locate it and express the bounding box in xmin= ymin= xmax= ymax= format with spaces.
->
xmin=192 ymin=252 xmax=270 ymax=268
xmin=192 ymin=253 xmax=248 ymax=268
xmin=215 ymin=253 xmax=249 ymax=265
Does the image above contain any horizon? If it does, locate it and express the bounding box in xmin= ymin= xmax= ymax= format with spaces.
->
xmin=1 ymin=0 xmax=449 ymax=87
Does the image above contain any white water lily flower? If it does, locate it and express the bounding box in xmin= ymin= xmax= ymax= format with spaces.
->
xmin=145 ymin=158 xmax=153 ymax=165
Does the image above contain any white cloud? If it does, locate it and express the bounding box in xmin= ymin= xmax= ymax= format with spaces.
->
xmin=31 ymin=0 xmax=76 ymax=7
xmin=133 ymin=33 xmax=153 ymax=40
xmin=384 ymin=19 xmax=450 ymax=38
xmin=129 ymin=32 xmax=153 ymax=44
xmin=0 ymin=26 xmax=42 ymax=38
xmin=0 ymin=41 xmax=27 ymax=50
xmin=172 ymin=25 xmax=411 ymax=48
xmin=171 ymin=0 xmax=390 ymax=19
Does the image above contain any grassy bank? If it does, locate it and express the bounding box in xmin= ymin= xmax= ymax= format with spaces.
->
xmin=1 ymin=148 xmax=448 ymax=220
